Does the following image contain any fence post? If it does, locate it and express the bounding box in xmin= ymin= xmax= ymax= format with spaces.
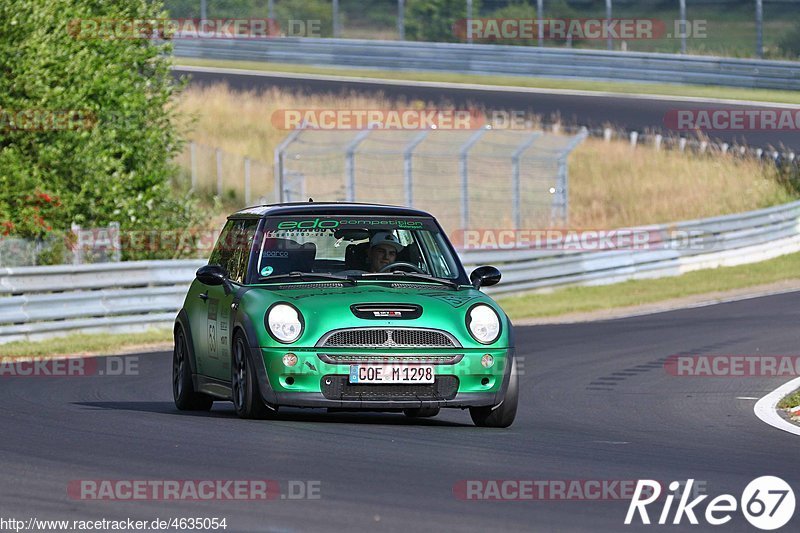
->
xmin=215 ymin=148 xmax=223 ymax=198
xmin=333 ymin=0 xmax=340 ymax=37
xmin=244 ymin=158 xmax=252 ymax=206
xmin=71 ymin=223 xmax=82 ymax=265
xmin=679 ymin=0 xmax=687 ymax=54
xmin=110 ymin=222 xmax=121 ymax=262
xmin=537 ymin=0 xmax=543 ymax=47
xmin=398 ymin=0 xmax=405 ymax=40
xmin=403 ymin=130 xmax=430 ymax=207
xmin=605 ymin=0 xmax=612 ymax=51
xmin=274 ymin=125 xmax=306 ymax=203
xmin=466 ymin=0 xmax=473 ymax=44
xmin=344 ymin=129 xmax=374 ymax=202
xmin=630 ymin=131 xmax=639 ymax=148
xmin=190 ymin=142 xmax=197 ymax=192
xmin=755 ymin=0 xmax=763 ymax=58
xmin=459 ymin=127 xmax=488 ymax=230
xmin=654 ymin=134 xmax=662 ymax=151
xmin=511 ymin=132 xmax=543 ymax=230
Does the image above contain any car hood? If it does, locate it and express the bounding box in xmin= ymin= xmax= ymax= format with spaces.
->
xmin=240 ymin=282 xmax=510 ymax=349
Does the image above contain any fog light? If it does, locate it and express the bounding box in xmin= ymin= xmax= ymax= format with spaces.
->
xmin=481 ymin=354 xmax=494 ymax=368
xmin=283 ymin=353 xmax=298 ymax=367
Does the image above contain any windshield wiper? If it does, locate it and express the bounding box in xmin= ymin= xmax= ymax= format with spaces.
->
xmin=261 ymin=272 xmax=356 ymax=285
xmin=358 ymin=271 xmax=460 ymax=289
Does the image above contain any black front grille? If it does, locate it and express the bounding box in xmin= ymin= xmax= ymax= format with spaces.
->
xmin=317 ymin=353 xmax=463 ymax=365
xmin=319 ymin=328 xmax=458 ymax=348
xmin=321 ymin=375 xmax=459 ymax=401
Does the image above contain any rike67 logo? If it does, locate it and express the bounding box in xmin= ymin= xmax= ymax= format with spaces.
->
xmin=625 ymin=477 xmax=795 ymax=530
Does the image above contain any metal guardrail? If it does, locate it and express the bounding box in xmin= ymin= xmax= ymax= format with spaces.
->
xmin=1 ymin=200 xmax=800 ymax=344
xmin=173 ymin=38 xmax=800 ymax=90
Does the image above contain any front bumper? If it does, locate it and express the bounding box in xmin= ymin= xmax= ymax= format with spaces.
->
xmin=254 ymin=347 xmax=515 ymax=409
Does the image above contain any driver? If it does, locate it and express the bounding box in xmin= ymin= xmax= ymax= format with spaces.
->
xmin=367 ymin=232 xmax=404 ymax=272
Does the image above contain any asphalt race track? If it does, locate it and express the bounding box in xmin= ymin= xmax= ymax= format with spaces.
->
xmin=2 ymin=292 xmax=799 ymax=532
xmin=173 ymin=67 xmax=800 ymax=153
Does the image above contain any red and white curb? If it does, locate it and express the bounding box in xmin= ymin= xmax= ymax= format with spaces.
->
xmin=754 ymin=376 xmax=800 ymax=437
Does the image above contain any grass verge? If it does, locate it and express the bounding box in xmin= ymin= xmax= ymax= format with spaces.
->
xmin=0 ymin=329 xmax=172 ymax=359
xmin=174 ymin=57 xmax=800 ymax=105
xmin=498 ymin=250 xmax=800 ymax=320
xmin=778 ymin=390 xmax=800 ymax=410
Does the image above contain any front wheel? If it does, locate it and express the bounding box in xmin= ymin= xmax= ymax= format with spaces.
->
xmin=173 ymin=328 xmax=213 ymax=411
xmin=469 ymin=357 xmax=518 ymax=428
xmin=231 ymin=332 xmax=273 ymax=419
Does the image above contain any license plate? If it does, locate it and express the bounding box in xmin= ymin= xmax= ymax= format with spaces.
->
xmin=349 ymin=364 xmax=434 ymax=384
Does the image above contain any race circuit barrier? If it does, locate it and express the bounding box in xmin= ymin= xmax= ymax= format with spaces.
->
xmin=173 ymin=37 xmax=800 ymax=90
xmin=1 ymin=199 xmax=800 ymax=344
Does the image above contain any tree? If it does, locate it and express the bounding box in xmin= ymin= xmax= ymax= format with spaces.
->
xmin=0 ymin=0 xmax=198 ymax=260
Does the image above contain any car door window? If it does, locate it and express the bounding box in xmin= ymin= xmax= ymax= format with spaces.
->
xmin=209 ymin=219 xmax=259 ymax=284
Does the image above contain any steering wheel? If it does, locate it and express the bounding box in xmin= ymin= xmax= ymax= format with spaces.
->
xmin=377 ymin=262 xmax=425 ymax=274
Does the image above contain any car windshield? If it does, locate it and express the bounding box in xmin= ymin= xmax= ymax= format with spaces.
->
xmin=255 ymin=215 xmax=465 ymax=284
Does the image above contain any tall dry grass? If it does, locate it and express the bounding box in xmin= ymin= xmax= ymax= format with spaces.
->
xmin=176 ymin=85 xmax=796 ymax=228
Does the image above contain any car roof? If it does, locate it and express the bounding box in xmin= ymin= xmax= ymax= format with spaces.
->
xmin=229 ymin=202 xmax=435 ymax=219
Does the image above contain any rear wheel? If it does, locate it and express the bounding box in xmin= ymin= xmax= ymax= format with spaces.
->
xmin=173 ymin=328 xmax=213 ymax=411
xmin=403 ymin=407 xmax=440 ymax=418
xmin=231 ymin=332 xmax=273 ymax=419
xmin=469 ymin=358 xmax=518 ymax=428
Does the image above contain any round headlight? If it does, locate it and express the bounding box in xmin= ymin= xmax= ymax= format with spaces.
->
xmin=467 ymin=304 xmax=501 ymax=344
xmin=266 ymin=304 xmax=303 ymax=343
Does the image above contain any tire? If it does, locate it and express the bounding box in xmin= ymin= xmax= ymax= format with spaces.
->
xmin=403 ymin=407 xmax=440 ymax=418
xmin=469 ymin=357 xmax=518 ymax=428
xmin=173 ymin=328 xmax=213 ymax=411
xmin=231 ymin=331 xmax=273 ymax=419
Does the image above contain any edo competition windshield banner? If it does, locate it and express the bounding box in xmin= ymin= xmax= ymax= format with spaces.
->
xmin=264 ymin=216 xmax=438 ymax=233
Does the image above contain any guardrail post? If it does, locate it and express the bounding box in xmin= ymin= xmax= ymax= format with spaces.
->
xmin=403 ymin=130 xmax=430 ymax=207
xmin=512 ymin=132 xmax=543 ymax=230
xmin=603 ymin=128 xmax=612 ymax=142
xmin=345 ymin=128 xmax=374 ymax=202
xmin=654 ymin=134 xmax=662 ymax=151
xmin=459 ymin=127 xmax=488 ymax=230
xmin=244 ymin=157 xmax=251 ymax=206
xmin=630 ymin=131 xmax=638 ymax=148
xmin=215 ymin=148 xmax=223 ymax=198
xmin=679 ymin=138 xmax=687 ymax=152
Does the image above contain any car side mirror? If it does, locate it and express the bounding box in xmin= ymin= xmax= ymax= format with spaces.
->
xmin=470 ymin=266 xmax=501 ymax=289
xmin=196 ymin=264 xmax=228 ymax=287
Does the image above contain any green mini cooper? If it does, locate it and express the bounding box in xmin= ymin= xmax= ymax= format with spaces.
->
xmin=173 ymin=203 xmax=518 ymax=427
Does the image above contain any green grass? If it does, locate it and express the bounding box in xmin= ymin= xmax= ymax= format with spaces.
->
xmin=498 ymin=250 xmax=800 ymax=320
xmin=779 ymin=390 xmax=800 ymax=410
xmin=0 ymin=329 xmax=172 ymax=359
xmin=174 ymin=57 xmax=800 ymax=105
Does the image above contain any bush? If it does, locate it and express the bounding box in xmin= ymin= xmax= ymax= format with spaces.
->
xmin=779 ymin=24 xmax=800 ymax=59
xmin=406 ymin=0 xmax=478 ymax=43
xmin=0 ymin=0 xmax=201 ymax=260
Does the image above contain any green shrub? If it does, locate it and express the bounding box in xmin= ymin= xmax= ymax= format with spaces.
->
xmin=0 ymin=0 xmax=201 ymax=260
